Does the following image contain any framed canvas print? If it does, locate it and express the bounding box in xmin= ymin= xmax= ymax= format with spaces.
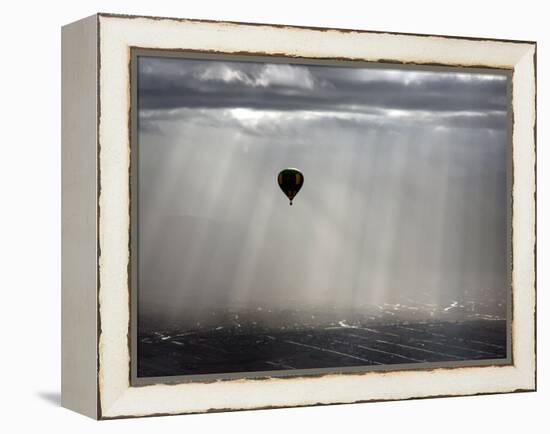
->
xmin=61 ymin=13 xmax=536 ymax=419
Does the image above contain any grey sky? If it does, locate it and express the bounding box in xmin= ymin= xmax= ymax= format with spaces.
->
xmin=137 ymin=56 xmax=509 ymax=322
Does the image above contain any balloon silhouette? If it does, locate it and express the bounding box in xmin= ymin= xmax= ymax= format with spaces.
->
xmin=277 ymin=168 xmax=304 ymax=206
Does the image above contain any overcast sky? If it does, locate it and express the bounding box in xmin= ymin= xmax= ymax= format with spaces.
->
xmin=137 ymin=56 xmax=510 ymax=322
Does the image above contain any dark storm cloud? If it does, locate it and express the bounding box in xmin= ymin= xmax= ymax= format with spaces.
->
xmin=138 ymin=56 xmax=508 ymax=117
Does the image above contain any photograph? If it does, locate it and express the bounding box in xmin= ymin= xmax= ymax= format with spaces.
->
xmin=56 ymin=7 xmax=537 ymax=423
xmin=133 ymin=53 xmax=512 ymax=381
xmin=0 ymin=0 xmax=542 ymax=427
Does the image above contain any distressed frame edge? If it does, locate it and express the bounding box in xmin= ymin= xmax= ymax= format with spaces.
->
xmin=95 ymin=14 xmax=537 ymax=419
xmin=61 ymin=13 xmax=100 ymax=420
xmin=95 ymin=11 xmax=537 ymax=46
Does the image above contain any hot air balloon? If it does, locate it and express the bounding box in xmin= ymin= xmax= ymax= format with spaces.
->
xmin=277 ymin=168 xmax=304 ymax=206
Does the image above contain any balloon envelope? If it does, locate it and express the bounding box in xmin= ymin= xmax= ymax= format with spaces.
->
xmin=277 ymin=168 xmax=304 ymax=205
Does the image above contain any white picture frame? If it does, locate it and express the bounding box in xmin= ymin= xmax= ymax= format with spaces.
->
xmin=61 ymin=13 xmax=536 ymax=419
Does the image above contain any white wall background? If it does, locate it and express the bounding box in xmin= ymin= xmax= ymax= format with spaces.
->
xmin=0 ymin=0 xmax=546 ymax=432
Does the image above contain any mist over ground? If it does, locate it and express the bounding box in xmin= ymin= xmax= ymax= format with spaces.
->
xmin=137 ymin=56 xmax=509 ymax=328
